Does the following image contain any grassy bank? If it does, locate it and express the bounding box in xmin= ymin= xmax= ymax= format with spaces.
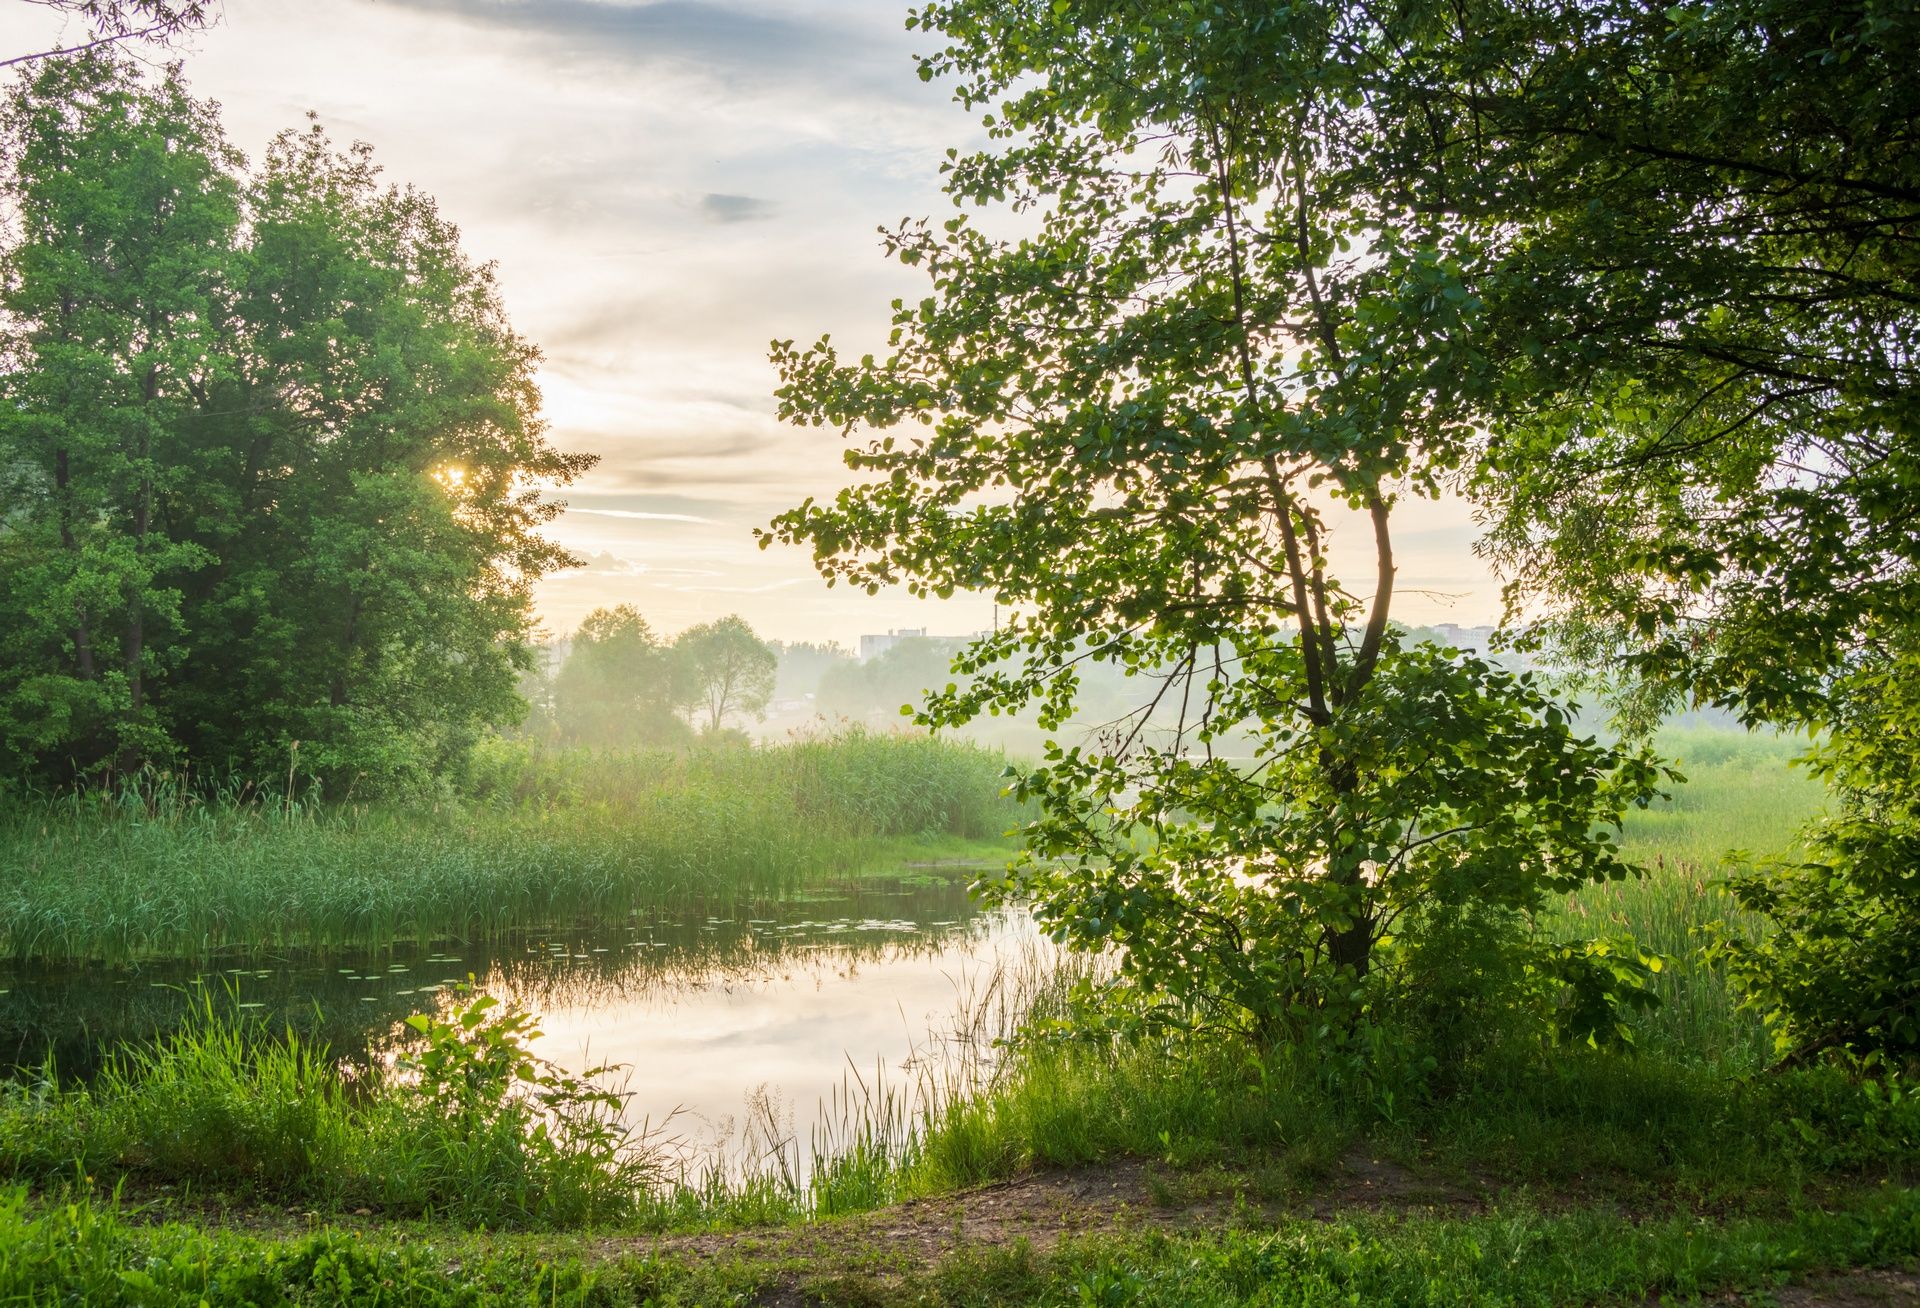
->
xmin=6 ymin=725 xmax=1913 ymax=1303
xmin=3 ymin=1181 xmax=1918 ymax=1306
xmin=0 ymin=731 xmax=1018 ymax=963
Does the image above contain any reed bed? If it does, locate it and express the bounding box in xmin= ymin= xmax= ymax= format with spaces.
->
xmin=0 ymin=731 xmax=1018 ymax=964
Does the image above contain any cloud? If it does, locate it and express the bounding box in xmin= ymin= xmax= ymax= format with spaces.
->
xmin=378 ymin=0 xmax=910 ymax=98
xmin=567 ymin=507 xmax=718 ymax=524
xmin=656 ymin=577 xmax=808 ymax=595
xmin=699 ymin=192 xmax=775 ymax=224
xmin=572 ymin=550 xmax=645 ymax=576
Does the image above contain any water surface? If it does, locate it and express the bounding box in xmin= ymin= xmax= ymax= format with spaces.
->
xmin=0 ymin=870 xmax=1044 ymax=1175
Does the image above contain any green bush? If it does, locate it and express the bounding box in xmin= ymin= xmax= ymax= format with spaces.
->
xmin=367 ymin=989 xmax=655 ymax=1226
xmin=1712 ymin=651 xmax=1920 ymax=1067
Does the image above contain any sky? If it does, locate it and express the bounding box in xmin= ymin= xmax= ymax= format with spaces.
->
xmin=3 ymin=0 xmax=1503 ymax=647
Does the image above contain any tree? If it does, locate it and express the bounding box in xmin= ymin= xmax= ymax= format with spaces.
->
xmin=172 ymin=118 xmax=593 ymax=790
xmin=552 ymin=606 xmax=685 ymax=748
xmin=6 ymin=2 xmax=214 ymax=69
xmin=0 ymin=53 xmax=239 ymax=775
xmin=1354 ymin=0 xmax=1918 ymax=1061
xmin=673 ymin=616 xmax=776 ymax=737
xmin=817 ymin=636 xmax=963 ymax=723
xmin=772 ymin=639 xmax=852 ymax=702
xmin=767 ymin=1 xmax=1665 ymax=1043
xmin=1358 ymin=0 xmax=1920 ymax=734
xmin=0 ymin=56 xmax=594 ymax=791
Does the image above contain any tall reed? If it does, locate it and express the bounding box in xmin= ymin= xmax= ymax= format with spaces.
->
xmin=0 ymin=731 xmax=1018 ymax=964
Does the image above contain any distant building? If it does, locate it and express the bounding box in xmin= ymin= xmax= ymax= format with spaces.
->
xmin=859 ymin=628 xmax=927 ymax=661
xmin=1431 ymin=623 xmax=1498 ymax=655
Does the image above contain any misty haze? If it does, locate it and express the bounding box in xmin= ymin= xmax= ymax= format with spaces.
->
xmin=0 ymin=1 xmax=1912 ymax=1303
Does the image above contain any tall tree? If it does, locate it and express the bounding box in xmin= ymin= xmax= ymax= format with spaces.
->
xmin=673 ymin=615 xmax=776 ymax=737
xmin=768 ymin=1 xmax=1665 ymax=1042
xmin=0 ymin=57 xmax=594 ymax=791
xmin=171 ymin=119 xmax=593 ymax=788
xmin=0 ymin=53 xmax=238 ymax=775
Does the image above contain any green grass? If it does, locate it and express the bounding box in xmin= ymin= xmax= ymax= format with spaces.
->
xmin=0 ymin=990 xmax=657 ymax=1229
xmin=0 ymin=730 xmax=1019 ymax=963
xmin=1555 ymin=725 xmax=1831 ymax=1067
xmin=2 ymin=1181 xmax=1917 ymax=1306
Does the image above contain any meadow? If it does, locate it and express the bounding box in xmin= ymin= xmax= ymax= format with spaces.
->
xmin=3 ymin=725 xmax=1917 ymax=1305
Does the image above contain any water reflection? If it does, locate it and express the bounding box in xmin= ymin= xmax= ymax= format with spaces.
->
xmin=0 ymin=872 xmax=1044 ymax=1175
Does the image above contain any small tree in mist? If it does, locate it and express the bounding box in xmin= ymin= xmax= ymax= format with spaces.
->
xmin=772 ymin=640 xmax=853 ymax=702
xmin=767 ymin=2 xmax=1668 ymax=1048
xmin=552 ymin=606 xmax=685 ymax=749
xmin=673 ymin=616 xmax=777 ymax=738
xmin=817 ymin=637 xmax=963 ymax=723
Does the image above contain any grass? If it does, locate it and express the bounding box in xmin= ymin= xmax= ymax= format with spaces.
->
xmin=2 ymin=1180 xmax=1918 ymax=1305
xmin=0 ymin=730 xmax=1019 ymax=963
xmin=1563 ymin=724 xmax=1830 ymax=1067
xmin=0 ymin=988 xmax=657 ymax=1229
xmin=6 ymin=723 xmax=1917 ymax=1302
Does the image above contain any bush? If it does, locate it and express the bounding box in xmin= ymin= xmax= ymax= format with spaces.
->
xmin=368 ymin=989 xmax=655 ymax=1226
xmin=1713 ymin=649 xmax=1920 ymax=1068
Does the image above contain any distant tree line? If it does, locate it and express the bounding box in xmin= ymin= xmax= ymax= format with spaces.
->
xmin=0 ymin=55 xmax=592 ymax=792
xmin=519 ymin=608 xmax=777 ymax=749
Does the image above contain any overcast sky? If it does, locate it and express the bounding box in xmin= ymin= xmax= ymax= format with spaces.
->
xmin=4 ymin=0 xmax=1501 ymax=646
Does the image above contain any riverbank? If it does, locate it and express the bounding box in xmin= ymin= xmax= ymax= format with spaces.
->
xmin=0 ymin=732 xmax=1019 ymax=963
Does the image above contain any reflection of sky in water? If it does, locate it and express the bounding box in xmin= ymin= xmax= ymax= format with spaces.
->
xmin=0 ymin=875 xmax=1050 ymax=1177
xmin=518 ymin=908 xmax=1043 ymax=1173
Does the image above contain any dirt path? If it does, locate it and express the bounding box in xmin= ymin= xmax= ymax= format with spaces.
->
xmin=1653 ymin=1268 xmax=1920 ymax=1306
xmin=602 ymin=1155 xmax=1914 ymax=1307
xmin=601 ymin=1148 xmax=1488 ymax=1302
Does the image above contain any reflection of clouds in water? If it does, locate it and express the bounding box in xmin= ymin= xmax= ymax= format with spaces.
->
xmin=0 ymin=874 xmax=1072 ymax=1184
xmin=514 ymin=907 xmax=1059 ymax=1182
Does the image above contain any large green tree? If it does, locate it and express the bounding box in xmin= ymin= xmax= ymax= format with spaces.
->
xmin=768 ymin=1 xmax=1665 ymax=1043
xmin=1361 ymin=0 xmax=1918 ymax=1062
xmin=0 ymin=56 xmax=593 ymax=791
xmin=0 ymin=52 xmax=238 ymax=775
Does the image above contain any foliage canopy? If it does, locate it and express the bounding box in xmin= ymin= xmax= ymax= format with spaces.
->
xmin=0 ymin=55 xmax=592 ymax=792
xmin=1374 ymin=0 xmax=1919 ymax=1063
xmin=769 ymin=0 xmax=1667 ymax=1044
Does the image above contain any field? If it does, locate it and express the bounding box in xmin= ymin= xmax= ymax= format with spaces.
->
xmin=3 ymin=727 xmax=1917 ymax=1306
